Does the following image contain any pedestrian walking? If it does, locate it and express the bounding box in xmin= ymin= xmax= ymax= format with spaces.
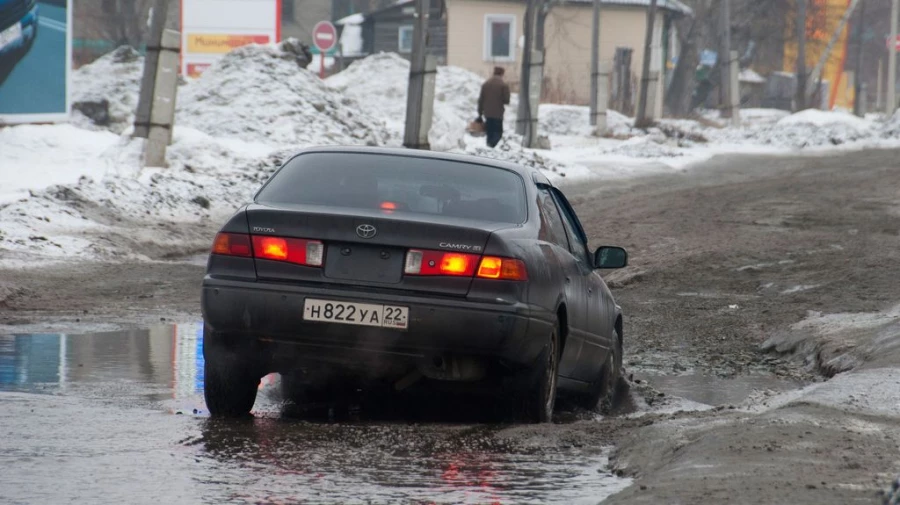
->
xmin=477 ymin=66 xmax=511 ymax=148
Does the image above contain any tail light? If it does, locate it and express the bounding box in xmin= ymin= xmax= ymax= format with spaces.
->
xmin=404 ymin=249 xmax=527 ymax=280
xmin=212 ymin=233 xmax=251 ymax=257
xmin=252 ymin=236 xmax=323 ymax=267
xmin=477 ymin=256 xmax=528 ymax=281
xmin=404 ymin=250 xmax=478 ymax=276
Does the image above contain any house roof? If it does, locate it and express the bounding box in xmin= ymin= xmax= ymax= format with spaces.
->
xmin=569 ymin=0 xmax=693 ymax=16
xmin=352 ymin=0 xmax=691 ymax=22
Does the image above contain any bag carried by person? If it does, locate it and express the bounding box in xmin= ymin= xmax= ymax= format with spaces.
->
xmin=466 ymin=116 xmax=486 ymax=136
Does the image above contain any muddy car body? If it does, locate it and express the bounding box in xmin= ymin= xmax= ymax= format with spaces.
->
xmin=201 ymin=147 xmax=627 ymax=422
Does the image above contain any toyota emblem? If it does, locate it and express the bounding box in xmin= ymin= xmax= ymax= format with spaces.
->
xmin=356 ymin=224 xmax=377 ymax=239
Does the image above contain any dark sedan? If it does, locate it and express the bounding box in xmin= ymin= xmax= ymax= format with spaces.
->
xmin=201 ymin=147 xmax=627 ymax=422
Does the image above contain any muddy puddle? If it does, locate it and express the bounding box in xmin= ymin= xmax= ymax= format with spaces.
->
xmin=637 ymin=371 xmax=807 ymax=407
xmin=0 ymin=324 xmax=631 ymax=504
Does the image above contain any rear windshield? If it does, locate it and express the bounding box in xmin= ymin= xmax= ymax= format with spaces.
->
xmin=255 ymin=152 xmax=527 ymax=224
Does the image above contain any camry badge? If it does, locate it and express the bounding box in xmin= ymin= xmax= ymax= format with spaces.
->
xmin=356 ymin=224 xmax=377 ymax=239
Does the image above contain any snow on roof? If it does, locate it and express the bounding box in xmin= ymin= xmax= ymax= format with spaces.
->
xmin=739 ymin=68 xmax=766 ymax=84
xmin=335 ymin=13 xmax=365 ymax=25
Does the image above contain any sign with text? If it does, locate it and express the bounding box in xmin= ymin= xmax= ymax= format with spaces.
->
xmin=0 ymin=0 xmax=73 ymax=124
xmin=181 ymin=0 xmax=281 ymax=77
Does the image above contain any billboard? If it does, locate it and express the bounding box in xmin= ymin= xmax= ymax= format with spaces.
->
xmin=0 ymin=0 xmax=72 ymax=124
xmin=783 ymin=0 xmax=853 ymax=110
xmin=181 ymin=0 xmax=281 ymax=78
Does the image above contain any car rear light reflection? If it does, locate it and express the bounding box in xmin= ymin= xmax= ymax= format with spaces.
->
xmin=212 ymin=232 xmax=251 ymax=257
xmin=251 ymin=235 xmax=323 ymax=267
xmin=404 ymin=249 xmax=526 ymax=280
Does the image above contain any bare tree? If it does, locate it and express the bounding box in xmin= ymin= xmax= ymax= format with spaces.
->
xmin=95 ymin=0 xmax=155 ymax=48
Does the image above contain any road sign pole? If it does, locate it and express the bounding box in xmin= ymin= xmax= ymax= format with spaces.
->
xmin=312 ymin=20 xmax=338 ymax=79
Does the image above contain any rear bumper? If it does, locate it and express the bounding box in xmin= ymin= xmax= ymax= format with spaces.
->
xmin=201 ymin=277 xmax=553 ymax=369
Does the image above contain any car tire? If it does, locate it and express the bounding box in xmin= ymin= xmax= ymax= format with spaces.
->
xmin=521 ymin=324 xmax=560 ymax=423
xmin=579 ymin=331 xmax=623 ymax=411
xmin=203 ymin=325 xmax=260 ymax=418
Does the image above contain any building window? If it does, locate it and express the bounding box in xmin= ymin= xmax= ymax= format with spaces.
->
xmin=398 ymin=25 xmax=414 ymax=53
xmin=483 ymin=14 xmax=515 ymax=62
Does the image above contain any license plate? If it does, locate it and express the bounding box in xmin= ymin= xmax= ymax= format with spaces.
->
xmin=0 ymin=23 xmax=22 ymax=50
xmin=303 ymin=298 xmax=409 ymax=330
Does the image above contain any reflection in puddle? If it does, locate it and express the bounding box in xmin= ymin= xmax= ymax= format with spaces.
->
xmin=0 ymin=325 xmax=631 ymax=504
xmin=0 ymin=323 xmax=207 ymax=403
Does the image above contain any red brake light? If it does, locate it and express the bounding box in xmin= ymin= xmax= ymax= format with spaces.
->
xmin=404 ymin=250 xmax=526 ymax=280
xmin=404 ymin=250 xmax=478 ymax=276
xmin=251 ymin=235 xmax=323 ymax=267
xmin=380 ymin=201 xmax=398 ymax=211
xmin=257 ymin=237 xmax=288 ymax=260
xmin=440 ymin=253 xmax=474 ymax=275
xmin=212 ymin=233 xmax=251 ymax=257
xmin=477 ymin=256 xmax=528 ymax=281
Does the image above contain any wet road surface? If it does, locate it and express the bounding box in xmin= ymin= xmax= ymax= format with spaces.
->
xmin=0 ymin=325 xmax=631 ymax=504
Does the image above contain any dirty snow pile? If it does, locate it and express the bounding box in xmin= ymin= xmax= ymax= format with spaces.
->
xmin=71 ymin=46 xmax=145 ymax=134
xmin=179 ymin=44 xmax=389 ymax=147
xmin=327 ymin=52 xmax=519 ymax=150
xmin=709 ymin=109 xmax=883 ymax=148
xmin=540 ymin=105 xmax=633 ymax=138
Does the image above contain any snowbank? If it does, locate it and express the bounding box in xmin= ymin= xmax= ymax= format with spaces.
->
xmin=178 ymin=43 xmax=388 ymax=147
xmin=71 ymin=46 xmax=145 ymax=133
xmin=327 ymin=53 xmax=515 ymax=150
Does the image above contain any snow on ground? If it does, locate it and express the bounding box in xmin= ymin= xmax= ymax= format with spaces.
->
xmin=0 ymin=125 xmax=120 ymax=204
xmin=4 ymin=44 xmax=900 ymax=265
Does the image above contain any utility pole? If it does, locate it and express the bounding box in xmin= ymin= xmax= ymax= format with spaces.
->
xmin=635 ymin=0 xmax=658 ymax=128
xmin=720 ymin=0 xmax=733 ymax=119
xmin=853 ymin=0 xmax=867 ymax=116
xmin=134 ymin=0 xmax=169 ymax=139
xmin=516 ymin=0 xmax=536 ymax=136
xmin=795 ymin=0 xmax=807 ymax=111
xmin=590 ymin=0 xmax=602 ymax=126
xmin=888 ymin=0 xmax=898 ymax=114
xmin=403 ymin=0 xmax=436 ymax=150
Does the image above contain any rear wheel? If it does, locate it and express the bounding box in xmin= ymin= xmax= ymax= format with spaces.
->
xmin=521 ymin=324 xmax=560 ymax=423
xmin=578 ymin=332 xmax=622 ymax=411
xmin=203 ymin=326 xmax=261 ymax=418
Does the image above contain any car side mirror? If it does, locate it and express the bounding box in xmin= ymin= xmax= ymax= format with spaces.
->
xmin=593 ymin=246 xmax=627 ymax=269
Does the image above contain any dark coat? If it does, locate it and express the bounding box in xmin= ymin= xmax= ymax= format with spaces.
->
xmin=478 ymin=76 xmax=511 ymax=119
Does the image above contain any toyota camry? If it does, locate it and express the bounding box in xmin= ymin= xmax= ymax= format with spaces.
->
xmin=201 ymin=146 xmax=628 ymax=422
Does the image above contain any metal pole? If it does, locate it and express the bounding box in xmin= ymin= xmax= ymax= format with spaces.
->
xmin=796 ymin=0 xmax=807 ymax=111
xmin=887 ymin=0 xmax=898 ymax=114
xmin=589 ymin=0 xmax=602 ymax=126
xmin=635 ymin=0 xmax=658 ymax=127
xmin=721 ymin=0 xmax=732 ymax=118
xmin=853 ymin=0 xmax=867 ymax=116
